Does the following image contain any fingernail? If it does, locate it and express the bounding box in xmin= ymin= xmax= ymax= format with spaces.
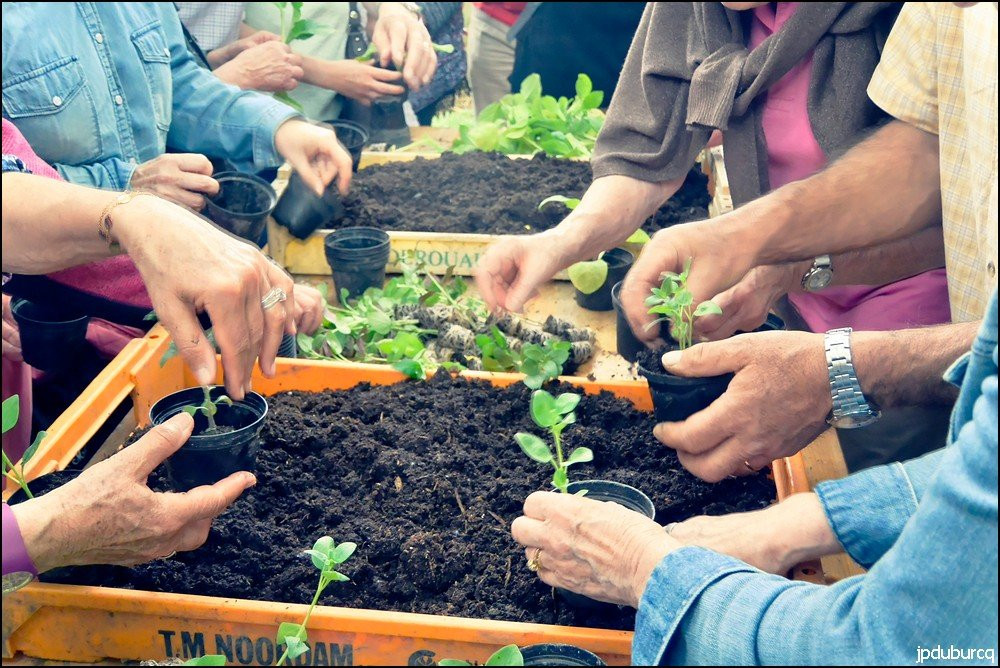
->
xmin=243 ymin=472 xmax=257 ymax=486
xmin=661 ymin=351 xmax=682 ymax=368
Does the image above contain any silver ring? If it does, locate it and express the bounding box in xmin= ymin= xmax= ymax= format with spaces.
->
xmin=261 ymin=287 xmax=287 ymax=310
xmin=664 ymin=523 xmax=678 ymax=535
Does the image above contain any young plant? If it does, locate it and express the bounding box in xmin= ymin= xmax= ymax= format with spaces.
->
xmin=272 ymin=2 xmax=328 ymax=112
xmin=1 ymin=395 xmax=45 ymax=500
xmin=515 ymin=390 xmax=592 ymax=494
xmin=518 ymin=339 xmax=571 ymax=390
xmin=355 ymin=42 xmax=455 ymax=63
xmin=475 ymin=326 xmax=519 ymax=372
xmin=183 ymin=656 xmax=227 ymax=666
xmin=439 ymin=644 xmax=523 ymax=667
xmin=644 ymin=259 xmax=722 ymax=350
xmin=182 ymin=386 xmax=234 ymax=432
xmin=376 ymin=331 xmax=429 ymax=378
xmin=275 ymin=536 xmax=356 ymax=666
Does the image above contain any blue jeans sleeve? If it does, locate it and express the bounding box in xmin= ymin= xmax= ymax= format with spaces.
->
xmin=54 ymin=156 xmax=135 ymax=191
xmin=634 ymin=348 xmax=999 ymax=666
xmin=157 ymin=6 xmax=299 ymax=169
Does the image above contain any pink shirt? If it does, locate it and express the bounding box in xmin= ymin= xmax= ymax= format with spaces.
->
xmin=748 ymin=3 xmax=950 ymax=332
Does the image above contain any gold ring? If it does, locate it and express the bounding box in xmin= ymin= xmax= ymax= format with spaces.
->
xmin=527 ymin=548 xmax=542 ymax=573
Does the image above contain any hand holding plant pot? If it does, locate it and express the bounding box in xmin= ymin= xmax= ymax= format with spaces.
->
xmin=129 ymin=153 xmax=220 ymax=211
xmin=369 ymin=2 xmax=438 ymax=90
xmin=274 ymin=119 xmax=354 ymax=198
xmin=511 ymin=491 xmax=678 ymax=608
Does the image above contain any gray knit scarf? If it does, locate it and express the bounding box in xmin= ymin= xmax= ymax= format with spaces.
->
xmin=592 ymin=2 xmax=900 ymax=206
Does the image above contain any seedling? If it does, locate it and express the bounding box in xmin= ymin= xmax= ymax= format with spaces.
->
xmin=182 ymin=386 xmax=234 ymax=432
xmin=519 ymin=340 xmax=571 ymax=390
xmin=515 ymin=390 xmax=592 ymax=494
xmin=376 ymin=331 xmax=429 ymax=378
xmin=275 ymin=536 xmax=356 ymax=666
xmin=1 ymin=395 xmax=45 ymax=500
xmin=272 ymin=2 xmax=329 ymax=112
xmin=645 ymin=259 xmax=722 ymax=350
xmin=440 ymin=644 xmax=523 ymax=666
xmin=356 ymin=42 xmax=455 ymax=63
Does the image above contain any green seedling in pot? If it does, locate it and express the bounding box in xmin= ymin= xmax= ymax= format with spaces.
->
xmin=440 ymin=644 xmax=524 ymax=666
xmin=276 ymin=536 xmax=356 ymax=666
xmin=182 ymin=386 xmax=234 ymax=433
xmin=515 ymin=389 xmax=592 ymax=494
xmin=645 ymin=258 xmax=722 ymax=350
xmin=1 ymin=395 xmax=45 ymax=500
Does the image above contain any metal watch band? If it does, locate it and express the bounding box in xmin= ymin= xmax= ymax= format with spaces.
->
xmin=825 ymin=327 xmax=875 ymax=419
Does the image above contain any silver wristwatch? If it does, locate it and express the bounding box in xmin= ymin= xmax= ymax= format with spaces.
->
xmin=825 ymin=327 xmax=881 ymax=429
xmin=802 ymin=255 xmax=833 ymax=292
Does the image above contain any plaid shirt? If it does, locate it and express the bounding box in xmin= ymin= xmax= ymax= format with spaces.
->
xmin=868 ymin=2 xmax=998 ymax=323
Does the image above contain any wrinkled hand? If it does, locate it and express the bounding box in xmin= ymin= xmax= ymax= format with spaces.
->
xmin=474 ymin=232 xmax=569 ymax=314
xmin=215 ymin=40 xmax=304 ymax=92
xmin=371 ymin=2 xmax=437 ymax=90
xmin=2 ymin=294 xmax=22 ymax=362
xmin=653 ymin=330 xmax=830 ymax=482
xmin=274 ymin=119 xmax=353 ymax=198
xmin=206 ymin=31 xmax=283 ymax=68
xmin=12 ymin=413 xmax=255 ymax=573
xmin=129 ymin=154 xmax=219 ymax=211
xmin=329 ymin=59 xmax=406 ymax=104
xmin=511 ymin=491 xmax=678 ymax=608
xmin=697 ymin=264 xmax=800 ymax=340
xmin=292 ymin=283 xmax=325 ymax=334
xmin=113 ymin=195 xmax=296 ymax=398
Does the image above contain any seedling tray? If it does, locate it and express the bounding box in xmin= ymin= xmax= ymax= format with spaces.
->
xmin=2 ymin=326 xmax=816 ymax=665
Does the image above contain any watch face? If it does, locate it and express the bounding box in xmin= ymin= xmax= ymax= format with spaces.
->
xmin=805 ymin=268 xmax=833 ymax=291
xmin=829 ymin=409 xmax=882 ymax=429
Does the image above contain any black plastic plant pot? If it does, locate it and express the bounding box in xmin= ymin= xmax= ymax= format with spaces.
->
xmin=325 ymin=119 xmax=369 ymax=172
xmin=149 ymin=386 xmax=268 ymax=492
xmin=7 ymin=468 xmax=84 ymax=505
xmin=556 ymin=480 xmax=656 ymax=609
xmin=324 ymin=227 xmax=391 ymax=300
xmin=368 ymin=78 xmax=411 ymax=148
xmin=611 ymin=281 xmax=657 ymax=363
xmin=10 ymin=298 xmax=90 ymax=373
xmin=273 ymin=170 xmax=347 ymax=240
xmin=575 ymin=248 xmax=635 ymax=312
xmin=278 ymin=333 xmax=297 ymax=358
xmin=636 ymin=347 xmax=733 ymax=424
xmin=203 ymin=171 xmax=277 ymax=244
xmin=520 ymin=644 xmax=607 ymax=667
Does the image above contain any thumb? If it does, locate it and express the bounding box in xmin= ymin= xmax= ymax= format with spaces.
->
xmin=660 ymin=340 xmax=741 ymax=378
xmin=118 ymin=412 xmax=195 ymax=479
xmin=174 ymin=470 xmax=257 ymax=521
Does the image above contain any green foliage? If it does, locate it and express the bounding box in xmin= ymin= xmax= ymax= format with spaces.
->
xmin=181 ymin=386 xmax=234 ymax=431
xmin=183 ymin=656 xmax=228 ymax=666
xmin=519 ymin=340 xmax=571 ymax=390
xmin=160 ymin=328 xmax=218 ymax=368
xmin=644 ymin=259 xmax=722 ymax=350
xmin=272 ymin=2 xmax=329 ymax=111
xmin=433 ymin=74 xmax=605 ymax=158
xmin=356 ymin=42 xmax=455 ymax=63
xmin=377 ymin=332 xmax=429 ymax=379
xmin=475 ymin=327 xmax=518 ymax=372
xmin=275 ymin=536 xmax=356 ymax=666
xmin=1 ymin=395 xmax=44 ymax=500
xmin=439 ymin=644 xmax=524 ymax=667
xmin=515 ymin=389 xmax=591 ymax=494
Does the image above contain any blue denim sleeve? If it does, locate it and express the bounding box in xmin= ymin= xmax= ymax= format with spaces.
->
xmin=55 ymin=157 xmax=135 ymax=191
xmin=633 ymin=347 xmax=999 ymax=666
xmin=155 ymin=5 xmax=299 ymax=169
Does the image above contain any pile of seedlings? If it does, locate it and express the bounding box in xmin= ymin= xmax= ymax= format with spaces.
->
xmin=298 ymin=260 xmax=596 ymax=387
xmin=330 ymin=152 xmax=709 ymax=235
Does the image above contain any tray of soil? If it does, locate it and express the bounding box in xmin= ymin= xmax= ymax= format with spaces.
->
xmin=266 ymin=152 xmax=710 ymax=278
xmin=10 ymin=297 xmax=91 ymax=373
xmin=3 ymin=333 xmax=814 ymax=666
xmin=203 ymin=171 xmax=277 ymax=245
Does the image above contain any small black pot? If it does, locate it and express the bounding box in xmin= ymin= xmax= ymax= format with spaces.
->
xmin=574 ymin=249 xmax=634 ymax=312
xmin=325 ymin=119 xmax=369 ymax=172
xmin=7 ymin=468 xmax=84 ymax=505
xmin=556 ymin=480 xmax=655 ymax=609
xmin=611 ymin=282 xmax=658 ymax=363
xmin=203 ymin=171 xmax=277 ymax=245
xmin=149 ymin=386 xmax=268 ymax=492
xmin=324 ymin=227 xmax=391 ymax=300
xmin=521 ymin=644 xmax=606 ymax=667
xmin=368 ymin=78 xmax=411 ymax=148
xmin=273 ymin=171 xmax=347 ymax=240
xmin=10 ymin=298 xmax=90 ymax=373
xmin=278 ymin=333 xmax=297 ymax=358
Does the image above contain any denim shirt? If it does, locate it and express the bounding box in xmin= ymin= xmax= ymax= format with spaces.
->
xmin=1 ymin=2 xmax=297 ymax=190
xmin=634 ymin=290 xmax=999 ymax=666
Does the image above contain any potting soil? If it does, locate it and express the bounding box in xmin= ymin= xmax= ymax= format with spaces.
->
xmin=48 ymin=372 xmax=773 ymax=631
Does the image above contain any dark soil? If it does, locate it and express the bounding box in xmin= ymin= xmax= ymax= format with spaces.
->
xmin=332 ymin=152 xmax=709 ymax=234
xmin=46 ymin=372 xmax=773 ymax=631
xmin=635 ymin=346 xmax=674 ymax=374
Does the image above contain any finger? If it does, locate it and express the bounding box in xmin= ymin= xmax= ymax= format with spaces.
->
xmin=2 ymin=340 xmax=23 ymax=362
xmin=659 ymin=340 xmax=742 ymax=379
xmin=286 ymin=52 xmax=304 ymax=68
xmin=620 ymin=271 xmax=662 ymax=344
xmin=653 ymin=397 xmax=735 ymax=455
xmin=676 ymin=437 xmax=753 ymax=483
xmin=522 ymin=490 xmax=570 ymax=520
xmin=385 ymin=20 xmax=409 ymax=69
xmin=116 ymin=412 xmax=195 ymax=478
xmin=205 ymin=280 xmax=257 ymax=400
xmin=401 ymin=34 xmax=425 ymax=89
xmin=331 ymin=146 xmax=353 ymax=196
xmin=266 ymin=264 xmax=297 ymax=336
xmin=171 ymin=153 xmax=214 ymax=176
xmin=163 ymin=186 xmax=207 ymax=211
xmin=176 ymin=172 xmax=220 ymax=196
xmin=257 ymin=295 xmax=284 ymax=378
xmin=510 ymin=516 xmax=549 ymax=548
xmin=370 ymin=66 xmax=404 ymax=82
xmin=168 ymin=469 xmax=257 ymax=522
xmin=154 ymin=297 xmax=218 ymax=386
xmin=369 ymin=80 xmax=407 ymax=97
xmin=242 ymin=275 xmax=267 ymax=385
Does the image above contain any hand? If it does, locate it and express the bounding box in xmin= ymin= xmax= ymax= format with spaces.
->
xmin=2 ymin=294 xmax=22 ymax=362
xmin=112 ymin=195 xmax=296 ymax=399
xmin=274 ymin=119 xmax=353 ymax=198
xmin=511 ymin=491 xmax=678 ymax=608
xmin=129 ymin=154 xmax=219 ymax=211
xmin=12 ymin=413 xmax=255 ymax=573
xmin=653 ymin=330 xmax=830 ymax=482
xmin=697 ymin=264 xmax=801 ymax=340
xmin=474 ymin=232 xmax=570 ymax=313
xmin=371 ymin=2 xmax=437 ymax=90
xmin=321 ymin=59 xmax=406 ymax=105
xmin=214 ymin=40 xmax=304 ymax=92
xmin=622 ymin=220 xmax=757 ymax=343
xmin=206 ymin=31 xmax=283 ymax=68
xmin=292 ymin=283 xmax=325 ymax=334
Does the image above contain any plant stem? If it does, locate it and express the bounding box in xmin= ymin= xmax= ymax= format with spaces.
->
xmin=2 ymin=451 xmax=34 ymax=499
xmin=275 ymin=576 xmax=325 ymax=666
xmin=552 ymin=428 xmax=567 ymax=493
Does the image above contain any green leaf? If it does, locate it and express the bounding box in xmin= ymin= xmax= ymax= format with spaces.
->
xmin=694 ymin=300 xmax=723 ymax=317
xmin=553 ymin=392 xmax=581 ymax=415
xmin=552 ymin=467 xmax=569 ymax=492
xmin=182 ymin=655 xmax=228 ymax=666
xmin=284 ymin=636 xmax=309 ymax=659
xmin=393 ymin=359 xmax=425 ymax=379
xmin=312 ymin=535 xmax=334 ymax=555
xmin=529 ymin=390 xmax=559 ymax=428
xmin=303 ymin=549 xmax=330 ymax=570
xmin=487 ymin=645 xmax=524 ymax=666
xmin=567 ymin=259 xmax=608 ymax=295
xmin=432 ymin=43 xmax=455 ymax=54
xmin=519 ymin=74 xmax=542 ymax=100
xmin=438 ymin=661 xmax=472 ymax=667
xmin=537 ymin=195 xmax=580 ymax=211
xmin=287 ymin=18 xmax=327 ymax=42
xmin=330 ymin=541 xmax=357 ymax=564
xmin=625 ymin=229 xmax=651 ymax=245
xmin=514 ymin=433 xmax=553 ymax=464
xmin=574 ymin=74 xmax=592 ymax=100
xmin=181 ymin=406 xmax=201 ymax=417
xmin=276 ymin=622 xmax=306 ymax=647
xmin=2 ymin=395 xmax=19 ymax=434
xmin=355 ymin=43 xmax=377 ymax=62
xmin=564 ymin=446 xmax=593 ymax=467
xmin=143 ymin=310 xmax=159 ymax=322
xmin=273 ymin=91 xmax=304 ymax=113
xmin=582 ymin=91 xmax=604 ymax=110
xmin=320 ymin=570 xmax=350 ymax=588
xmin=21 ymin=431 xmax=45 ymax=465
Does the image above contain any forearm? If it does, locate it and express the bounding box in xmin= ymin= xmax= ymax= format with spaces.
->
xmin=299 ymin=54 xmax=345 ymax=91
xmin=853 ymin=323 xmax=977 ymax=407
